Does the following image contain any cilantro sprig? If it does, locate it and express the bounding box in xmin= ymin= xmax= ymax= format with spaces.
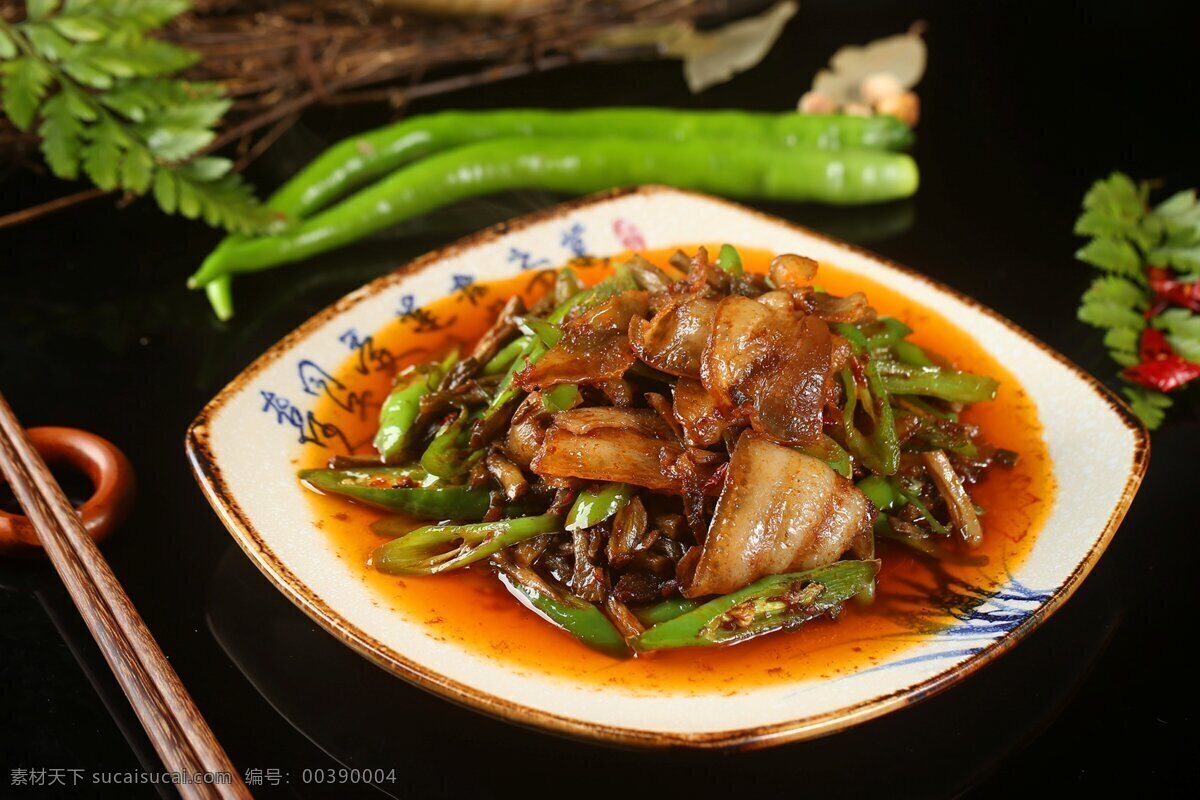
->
xmin=1075 ymin=172 xmax=1200 ymax=429
xmin=0 ymin=1 xmax=267 ymax=233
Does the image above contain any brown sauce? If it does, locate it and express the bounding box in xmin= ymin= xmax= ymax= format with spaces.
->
xmin=301 ymin=246 xmax=1056 ymax=694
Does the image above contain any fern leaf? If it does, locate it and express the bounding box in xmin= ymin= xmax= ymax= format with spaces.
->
xmin=61 ymin=56 xmax=112 ymax=88
xmin=1 ymin=57 xmax=53 ymax=130
xmin=119 ymin=140 xmax=155 ymax=193
xmin=0 ymin=28 xmax=18 ymax=60
xmin=50 ymin=15 xmax=111 ymax=43
xmin=27 ymin=0 xmax=61 ymax=22
xmin=153 ymin=167 xmax=177 ymax=213
xmin=24 ymin=24 xmax=74 ymax=61
xmin=76 ymin=36 xmax=197 ymax=78
xmin=81 ymin=114 xmax=127 ymax=190
xmin=39 ymin=92 xmax=84 ymax=179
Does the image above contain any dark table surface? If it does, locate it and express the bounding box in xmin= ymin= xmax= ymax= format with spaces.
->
xmin=1 ymin=1 xmax=1193 ymax=797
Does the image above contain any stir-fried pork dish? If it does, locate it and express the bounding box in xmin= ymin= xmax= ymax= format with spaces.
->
xmin=300 ymin=246 xmax=1015 ymax=656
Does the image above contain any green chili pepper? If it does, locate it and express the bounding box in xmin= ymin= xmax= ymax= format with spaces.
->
xmin=565 ymin=483 xmax=632 ymax=531
xmin=256 ymin=109 xmax=916 ymax=224
xmin=839 ymin=358 xmax=901 ymax=476
xmin=632 ymin=597 xmax=702 ymax=626
xmin=200 ymin=110 xmax=912 ymax=316
xmin=865 ymin=317 xmax=912 ymax=349
xmin=299 ymin=468 xmax=497 ymax=519
xmin=477 ymin=336 xmax=547 ymax=433
xmin=799 ymin=436 xmax=852 ymax=478
xmin=545 ymin=265 xmax=637 ymax=324
xmin=373 ymin=513 xmax=561 ymax=575
xmin=189 ymin=139 xmax=919 ymax=288
xmin=636 ymin=561 xmax=880 ymax=651
xmin=419 ymin=408 xmax=481 ymax=480
xmin=901 ymin=414 xmax=978 ymax=456
xmin=897 ymin=394 xmax=958 ymax=421
xmin=554 ymin=266 xmax=582 ymax=304
xmin=716 ymin=243 xmax=744 ymax=277
xmin=892 ymin=340 xmax=934 ymax=367
xmin=480 ymin=336 xmax=529 ymax=376
xmin=856 ymin=475 xmax=904 ymax=513
xmin=516 ymin=316 xmax=562 ymax=347
xmin=206 ymin=278 xmax=235 ymax=322
xmin=858 ymin=318 xmax=934 ymax=367
xmin=542 ymin=384 xmax=582 ymax=412
xmin=834 ymin=321 xmax=870 ymax=349
xmin=496 ymin=571 xmax=628 ymax=657
xmin=894 ymin=482 xmax=949 ymax=535
xmin=374 ymin=350 xmax=457 ymax=463
xmin=879 ymin=363 xmax=999 ymax=403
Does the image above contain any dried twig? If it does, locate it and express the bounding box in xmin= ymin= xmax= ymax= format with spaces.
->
xmin=0 ymin=188 xmax=110 ymax=230
xmin=1 ymin=0 xmax=772 ymax=223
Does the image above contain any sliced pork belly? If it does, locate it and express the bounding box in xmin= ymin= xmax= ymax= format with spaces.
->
xmin=681 ymin=432 xmax=873 ymax=597
xmin=700 ymin=295 xmax=832 ymax=446
xmin=530 ymin=408 xmax=685 ymax=492
xmin=671 ymin=377 xmax=738 ymax=447
xmin=517 ymin=291 xmax=649 ymax=388
xmin=629 ymin=296 xmax=719 ymax=378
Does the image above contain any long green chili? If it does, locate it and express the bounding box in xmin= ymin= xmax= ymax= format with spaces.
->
xmin=497 ymin=571 xmax=628 ymax=657
xmin=542 ymin=384 xmax=582 ymax=412
xmin=476 ymin=336 xmax=547 ymax=433
xmin=373 ymin=513 xmax=561 ymax=575
xmin=189 ymin=139 xmax=919 ymax=287
xmin=545 ymin=264 xmax=638 ymax=324
xmin=716 ymin=243 xmax=744 ymax=277
xmin=420 ymin=408 xmax=481 ymax=480
xmin=480 ymin=336 xmax=528 ymax=375
xmin=856 ymin=475 xmax=904 ymax=513
xmin=879 ymin=362 xmax=1000 ymax=403
xmin=800 ymin=435 xmax=853 ymax=478
xmin=632 ymin=597 xmax=702 ymax=626
xmin=565 ymin=483 xmax=632 ymax=531
xmin=252 ymin=109 xmax=917 ymax=225
xmin=636 ymin=561 xmax=879 ymax=651
xmin=839 ymin=358 xmax=901 ymax=476
xmin=299 ymin=468 xmax=498 ymax=519
xmin=374 ymin=350 xmax=457 ymax=463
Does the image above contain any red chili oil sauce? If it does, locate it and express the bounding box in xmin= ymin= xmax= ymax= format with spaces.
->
xmin=301 ymin=247 xmax=1056 ymax=693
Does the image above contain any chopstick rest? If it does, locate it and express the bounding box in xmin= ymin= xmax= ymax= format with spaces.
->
xmin=0 ymin=426 xmax=135 ymax=555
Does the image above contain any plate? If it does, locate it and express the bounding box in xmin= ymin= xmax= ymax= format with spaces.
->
xmin=187 ymin=186 xmax=1148 ymax=749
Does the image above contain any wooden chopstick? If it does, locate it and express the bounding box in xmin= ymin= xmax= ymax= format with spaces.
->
xmin=0 ymin=391 xmax=251 ymax=800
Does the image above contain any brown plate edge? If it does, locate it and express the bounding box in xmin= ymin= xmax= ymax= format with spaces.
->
xmin=184 ymin=185 xmax=1151 ymax=751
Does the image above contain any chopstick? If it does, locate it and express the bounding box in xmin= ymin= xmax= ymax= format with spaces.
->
xmin=0 ymin=391 xmax=251 ymax=800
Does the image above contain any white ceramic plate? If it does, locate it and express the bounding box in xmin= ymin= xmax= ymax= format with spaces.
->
xmin=187 ymin=186 xmax=1148 ymax=749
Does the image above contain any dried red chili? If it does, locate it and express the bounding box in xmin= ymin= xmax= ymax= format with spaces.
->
xmin=1123 ymin=359 xmax=1200 ymax=392
xmin=1123 ymin=327 xmax=1200 ymax=392
xmin=1139 ymin=327 xmax=1174 ymax=362
xmin=1146 ymin=266 xmax=1200 ymax=314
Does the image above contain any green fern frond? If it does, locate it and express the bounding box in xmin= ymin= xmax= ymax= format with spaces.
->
xmin=0 ymin=1 xmax=266 ymax=234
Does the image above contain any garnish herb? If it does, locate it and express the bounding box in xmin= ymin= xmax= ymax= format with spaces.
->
xmin=0 ymin=0 xmax=266 ymax=233
xmin=1074 ymin=172 xmax=1200 ymax=428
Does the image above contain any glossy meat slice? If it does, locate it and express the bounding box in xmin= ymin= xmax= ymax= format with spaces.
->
xmin=671 ymin=378 xmax=738 ymax=447
xmin=629 ymin=296 xmax=720 ymax=378
xmin=530 ymin=408 xmax=684 ymax=492
xmin=681 ymin=432 xmax=873 ymax=597
xmin=517 ymin=292 xmax=649 ymax=388
xmin=504 ymin=391 xmax=551 ymax=470
xmin=700 ymin=295 xmax=832 ymax=446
